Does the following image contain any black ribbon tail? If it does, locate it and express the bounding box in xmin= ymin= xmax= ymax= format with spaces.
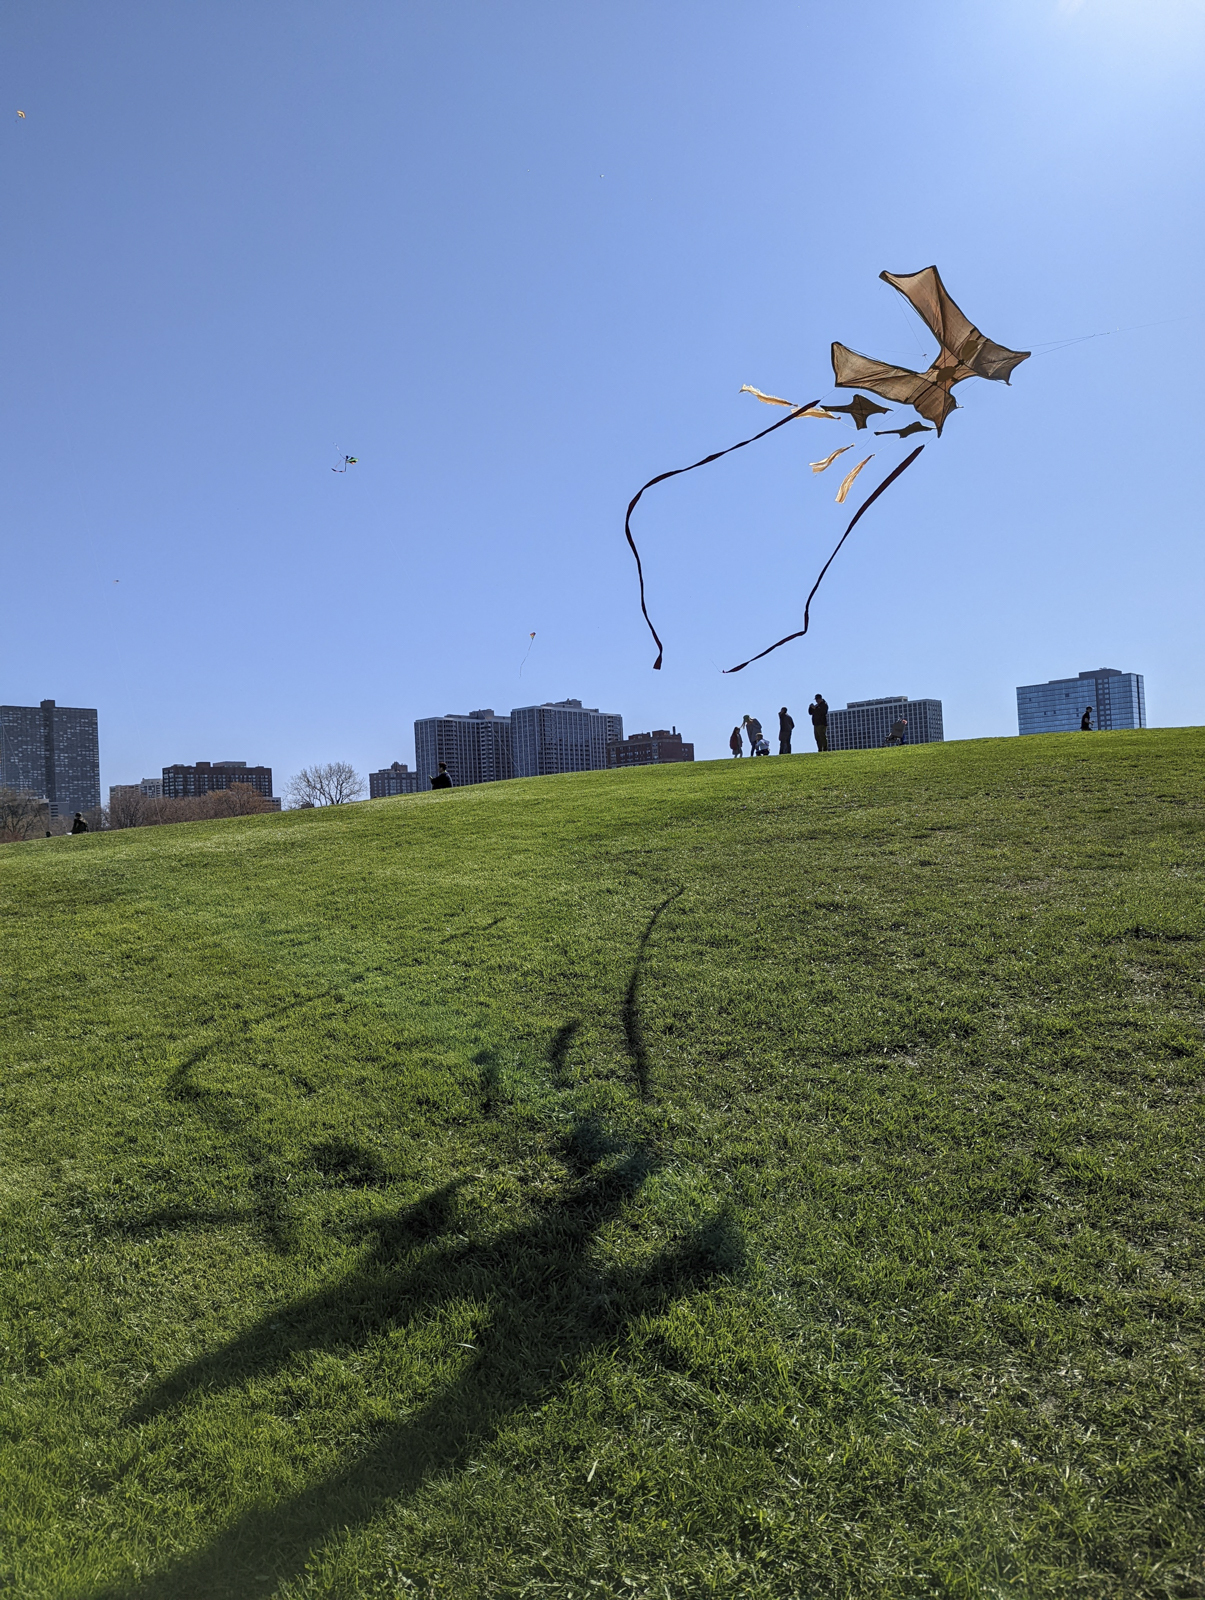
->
xmin=723 ymin=444 xmax=925 ymax=673
xmin=624 ymin=400 xmax=823 ymax=670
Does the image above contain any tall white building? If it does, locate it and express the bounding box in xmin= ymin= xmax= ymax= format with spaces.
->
xmin=511 ymin=699 xmax=623 ymax=778
xmin=413 ymin=710 xmax=513 ymax=787
xmin=827 ymin=695 xmax=943 ymax=750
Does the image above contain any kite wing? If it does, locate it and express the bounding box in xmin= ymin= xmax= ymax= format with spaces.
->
xmin=831 ymin=343 xmax=960 ymax=434
xmin=880 ymin=266 xmax=1029 ymax=383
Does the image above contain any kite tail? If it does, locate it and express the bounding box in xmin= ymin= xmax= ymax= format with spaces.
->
xmin=722 ymin=444 xmax=925 ymax=673
xmin=624 ymin=399 xmax=823 ymax=670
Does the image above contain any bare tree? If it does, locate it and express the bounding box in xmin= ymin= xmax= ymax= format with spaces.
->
xmin=0 ymin=788 xmax=49 ymax=843
xmin=286 ymin=763 xmax=365 ymax=808
xmin=106 ymin=782 xmax=275 ymax=831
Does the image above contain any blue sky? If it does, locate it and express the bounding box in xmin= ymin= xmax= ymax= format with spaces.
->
xmin=3 ymin=1 xmax=1203 ymax=789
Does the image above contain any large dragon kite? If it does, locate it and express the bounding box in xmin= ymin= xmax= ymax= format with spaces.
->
xmin=624 ymin=265 xmax=1028 ymax=672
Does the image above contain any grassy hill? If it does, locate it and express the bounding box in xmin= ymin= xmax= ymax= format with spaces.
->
xmin=2 ymin=730 xmax=1203 ymax=1600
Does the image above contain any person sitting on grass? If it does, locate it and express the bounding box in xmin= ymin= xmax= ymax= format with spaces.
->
xmin=70 ymin=812 xmax=89 ymax=834
xmin=885 ymin=717 xmax=907 ymax=746
xmin=429 ymin=763 xmax=453 ymax=790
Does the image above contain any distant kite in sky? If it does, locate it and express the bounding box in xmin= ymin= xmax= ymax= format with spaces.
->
xmin=16 ymin=110 xmax=25 ymax=120
xmin=519 ymin=631 xmax=537 ymax=675
xmin=332 ymin=453 xmax=358 ymax=474
xmin=623 ymin=264 xmax=1027 ymax=671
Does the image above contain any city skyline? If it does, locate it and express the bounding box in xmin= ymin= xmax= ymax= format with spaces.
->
xmin=10 ymin=665 xmax=1168 ymax=807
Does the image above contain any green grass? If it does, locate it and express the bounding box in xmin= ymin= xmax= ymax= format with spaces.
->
xmin=2 ymin=730 xmax=1203 ymax=1599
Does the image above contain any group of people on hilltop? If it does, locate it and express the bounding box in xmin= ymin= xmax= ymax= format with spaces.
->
xmin=730 ymin=695 xmax=828 ymax=758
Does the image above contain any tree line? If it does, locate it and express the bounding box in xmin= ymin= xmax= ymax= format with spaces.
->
xmin=0 ymin=762 xmax=366 ymax=843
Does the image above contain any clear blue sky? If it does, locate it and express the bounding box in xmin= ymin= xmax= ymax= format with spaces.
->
xmin=3 ymin=1 xmax=1202 ymax=790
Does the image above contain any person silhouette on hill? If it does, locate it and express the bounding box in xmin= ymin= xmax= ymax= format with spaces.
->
xmin=729 ymin=726 xmax=743 ymax=758
xmin=1081 ymin=707 xmax=1093 ymax=731
xmin=778 ymin=707 xmax=794 ymax=755
xmin=429 ymin=763 xmax=453 ymax=789
xmin=742 ymin=714 xmax=763 ymax=755
xmin=807 ymin=694 xmax=828 ymax=752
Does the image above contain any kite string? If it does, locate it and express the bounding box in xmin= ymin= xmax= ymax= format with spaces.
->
xmin=722 ymin=444 xmax=926 ymax=674
xmin=1027 ymin=313 xmax=1191 ymax=357
xmin=624 ymin=398 xmax=823 ymax=670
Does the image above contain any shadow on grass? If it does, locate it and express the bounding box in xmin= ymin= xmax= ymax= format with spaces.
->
xmin=104 ymin=1119 xmax=740 ymax=1600
xmin=622 ymin=889 xmax=683 ymax=1100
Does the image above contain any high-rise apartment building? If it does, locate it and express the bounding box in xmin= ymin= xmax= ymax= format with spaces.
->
xmin=1016 ymin=668 xmax=1146 ymax=735
xmin=161 ymin=760 xmax=274 ymax=800
xmin=413 ymin=710 xmax=513 ymax=788
xmin=608 ymin=728 xmax=694 ymax=767
xmin=0 ymin=698 xmax=100 ymax=816
xmin=827 ymin=695 xmax=944 ymax=751
xmin=109 ymin=778 xmax=163 ymax=805
xmin=369 ymin=762 xmax=424 ymax=798
xmin=511 ymin=699 xmax=623 ymax=778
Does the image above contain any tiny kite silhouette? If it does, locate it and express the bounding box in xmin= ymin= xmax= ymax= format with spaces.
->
xmin=519 ymin=631 xmax=537 ymax=674
xmin=824 ymin=394 xmax=890 ymax=429
xmin=332 ymin=454 xmax=358 ymax=474
xmin=874 ymin=421 xmax=932 ymax=438
xmin=16 ymin=110 xmax=25 ymax=119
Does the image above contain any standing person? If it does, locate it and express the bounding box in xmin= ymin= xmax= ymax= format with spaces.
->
xmin=70 ymin=812 xmax=89 ymax=834
xmin=729 ymin=725 xmax=743 ymax=758
xmin=807 ymin=694 xmax=829 ymax=752
xmin=1081 ymin=706 xmax=1093 ymax=730
xmin=429 ymin=762 xmax=453 ymax=790
xmin=742 ymin=713 xmax=763 ymax=755
xmin=778 ymin=706 xmax=794 ymax=755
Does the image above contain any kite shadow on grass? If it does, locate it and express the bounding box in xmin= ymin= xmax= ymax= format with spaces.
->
xmin=104 ymin=1120 xmax=741 ymax=1600
xmin=623 ymin=888 xmax=684 ymax=1101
